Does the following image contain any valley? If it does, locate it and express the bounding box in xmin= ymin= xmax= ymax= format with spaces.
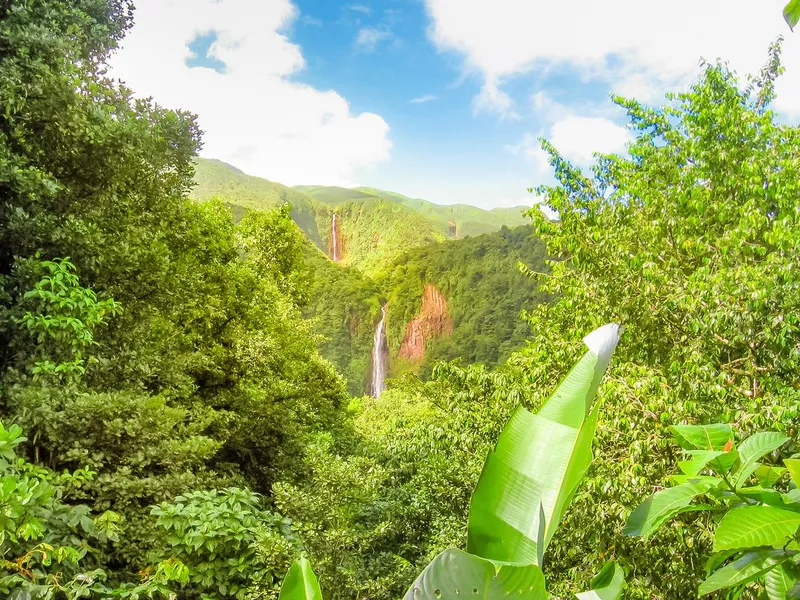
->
xmin=191 ymin=157 xmax=548 ymax=395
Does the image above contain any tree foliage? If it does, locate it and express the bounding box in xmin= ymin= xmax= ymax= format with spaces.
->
xmin=627 ymin=424 xmax=799 ymax=597
xmin=515 ymin=42 xmax=800 ymax=598
xmin=0 ymin=1 xmax=348 ymax=595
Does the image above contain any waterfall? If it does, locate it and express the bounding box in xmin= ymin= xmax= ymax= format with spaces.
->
xmin=370 ymin=304 xmax=388 ymax=397
xmin=330 ymin=213 xmax=339 ymax=262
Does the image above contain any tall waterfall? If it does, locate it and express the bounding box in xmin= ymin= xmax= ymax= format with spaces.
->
xmin=330 ymin=213 xmax=339 ymax=262
xmin=370 ymin=304 xmax=388 ymax=397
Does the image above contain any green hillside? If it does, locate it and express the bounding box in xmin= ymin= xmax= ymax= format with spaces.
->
xmin=191 ymin=158 xmax=330 ymax=248
xmin=333 ymin=199 xmax=445 ymax=274
xmin=380 ymin=224 xmax=549 ymax=378
xmin=293 ymin=185 xmax=376 ymax=205
xmin=192 ymin=159 xmax=531 ymax=276
xmin=303 ymin=251 xmax=382 ymax=396
xmin=191 ymin=158 xmax=547 ymax=393
xmin=356 ymin=186 xmax=528 ymax=238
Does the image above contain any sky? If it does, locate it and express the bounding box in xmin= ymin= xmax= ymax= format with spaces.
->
xmin=110 ymin=0 xmax=800 ymax=209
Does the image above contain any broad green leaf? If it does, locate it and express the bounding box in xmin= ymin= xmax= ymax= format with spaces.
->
xmin=671 ymin=424 xmax=733 ymax=451
xmin=732 ymin=432 xmax=789 ymax=488
xmin=402 ymin=549 xmax=547 ymax=600
xmin=785 ymin=488 xmax=800 ymax=506
xmin=714 ymin=506 xmax=800 ymax=552
xmin=279 ymin=557 xmax=323 ymax=600
xmin=785 ymin=459 xmax=800 ymax=486
xmin=705 ymin=549 xmax=739 ymax=575
xmin=625 ymin=481 xmax=717 ymax=539
xmin=679 ymin=450 xmax=738 ymax=476
xmin=757 ymin=465 xmax=788 ymax=488
xmin=699 ymin=550 xmax=795 ymax=596
xmin=786 ymin=0 xmax=800 ymax=30
xmin=737 ymin=487 xmax=785 ymax=506
xmin=575 ymin=562 xmax=625 ymax=600
xmin=766 ymin=564 xmax=797 ymax=600
xmin=670 ymin=474 xmax=723 ymax=487
xmin=467 ymin=324 xmax=620 ymax=564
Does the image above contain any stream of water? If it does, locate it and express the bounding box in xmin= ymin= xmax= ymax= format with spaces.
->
xmin=331 ymin=213 xmax=339 ymax=262
xmin=370 ymin=304 xmax=388 ymax=397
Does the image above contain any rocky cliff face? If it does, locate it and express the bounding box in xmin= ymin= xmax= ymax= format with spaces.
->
xmin=398 ymin=284 xmax=452 ymax=360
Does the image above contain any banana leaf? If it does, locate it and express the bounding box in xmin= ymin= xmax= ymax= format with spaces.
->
xmin=467 ymin=324 xmax=621 ymax=565
xmin=575 ymin=561 xmax=626 ymax=600
xmin=402 ymin=548 xmax=547 ymax=600
xmin=279 ymin=557 xmax=323 ymax=600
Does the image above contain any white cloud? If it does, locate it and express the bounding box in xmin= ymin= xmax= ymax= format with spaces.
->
xmin=110 ymin=0 xmax=391 ymax=187
xmin=423 ymin=0 xmax=800 ymax=114
xmin=346 ymin=4 xmax=372 ymax=15
xmin=550 ymin=116 xmax=632 ymax=165
xmin=507 ymin=133 xmax=550 ymax=175
xmin=473 ymin=81 xmax=519 ymax=119
xmin=409 ymin=94 xmax=438 ymax=104
xmin=510 ymin=115 xmax=631 ymax=186
xmin=301 ymin=15 xmax=322 ymax=27
xmin=355 ymin=26 xmax=393 ymax=52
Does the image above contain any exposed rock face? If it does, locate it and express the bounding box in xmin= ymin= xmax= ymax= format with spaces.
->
xmin=398 ymin=284 xmax=453 ymax=360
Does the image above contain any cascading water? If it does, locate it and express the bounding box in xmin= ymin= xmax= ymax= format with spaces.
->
xmin=330 ymin=213 xmax=340 ymax=262
xmin=370 ymin=304 xmax=388 ymax=397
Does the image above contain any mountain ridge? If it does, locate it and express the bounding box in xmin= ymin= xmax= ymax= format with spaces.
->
xmin=190 ymin=157 xmax=530 ymax=274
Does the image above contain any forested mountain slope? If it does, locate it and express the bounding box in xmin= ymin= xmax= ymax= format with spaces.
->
xmin=192 ymin=158 xmax=329 ymax=248
xmin=304 ymin=224 xmax=549 ymax=394
xmin=192 ymin=158 xmax=530 ymax=274
xmin=356 ymin=187 xmax=528 ymax=238
xmin=192 ymin=159 xmax=547 ymax=394
xmin=381 ymin=225 xmax=549 ymax=378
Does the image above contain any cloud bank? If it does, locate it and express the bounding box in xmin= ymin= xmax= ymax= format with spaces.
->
xmin=111 ymin=0 xmax=392 ymax=187
xmin=424 ymin=0 xmax=800 ymax=117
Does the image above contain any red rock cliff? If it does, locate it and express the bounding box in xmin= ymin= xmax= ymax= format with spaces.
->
xmin=398 ymin=284 xmax=453 ymax=360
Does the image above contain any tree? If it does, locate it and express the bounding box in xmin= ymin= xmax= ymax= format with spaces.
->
xmin=516 ymin=42 xmax=800 ymax=597
xmin=627 ymin=424 xmax=799 ymax=598
xmin=0 ymin=0 xmax=349 ymax=585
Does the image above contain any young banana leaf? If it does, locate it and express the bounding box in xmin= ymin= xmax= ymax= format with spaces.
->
xmin=405 ymin=324 xmax=621 ymax=599
xmin=467 ymin=323 xmax=621 ymax=565
xmin=278 ymin=557 xmax=323 ymax=600
xmin=402 ymin=549 xmax=547 ymax=600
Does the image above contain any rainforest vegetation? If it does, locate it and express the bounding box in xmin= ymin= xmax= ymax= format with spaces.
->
xmin=2 ymin=1 xmax=800 ymax=599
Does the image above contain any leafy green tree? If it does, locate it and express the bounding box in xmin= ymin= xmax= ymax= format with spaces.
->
xmin=0 ymin=0 xmax=349 ymax=586
xmin=0 ymin=420 xmax=193 ymax=599
xmin=16 ymin=257 xmax=120 ymax=382
xmin=151 ymin=488 xmax=297 ymax=599
xmin=514 ymin=42 xmax=800 ymax=597
xmin=627 ymin=424 xmax=799 ymax=598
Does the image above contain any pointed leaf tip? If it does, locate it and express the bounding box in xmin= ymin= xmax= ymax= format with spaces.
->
xmin=583 ymin=323 xmax=621 ymax=360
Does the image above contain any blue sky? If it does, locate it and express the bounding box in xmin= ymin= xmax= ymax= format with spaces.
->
xmin=111 ymin=0 xmax=798 ymax=208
